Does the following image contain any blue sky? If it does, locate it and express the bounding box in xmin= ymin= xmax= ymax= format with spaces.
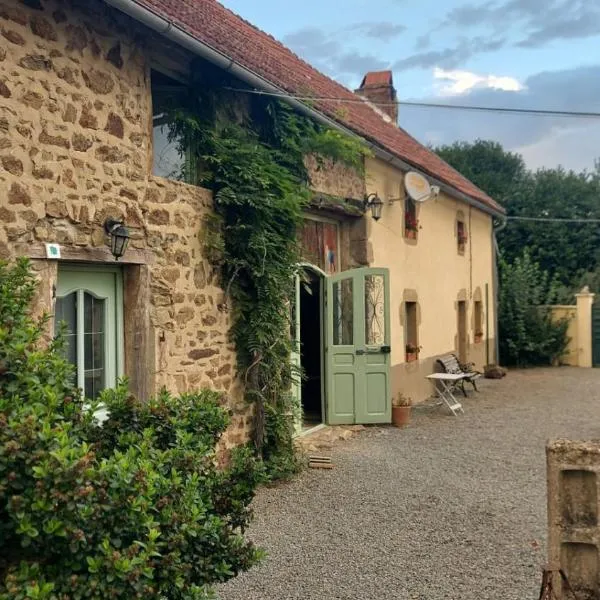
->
xmin=219 ymin=0 xmax=600 ymax=171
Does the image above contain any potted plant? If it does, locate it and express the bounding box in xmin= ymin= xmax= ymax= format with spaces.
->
xmin=474 ymin=330 xmax=484 ymax=343
xmin=405 ymin=215 xmax=419 ymax=239
xmin=406 ymin=343 xmax=420 ymax=362
xmin=392 ymin=393 xmax=412 ymax=427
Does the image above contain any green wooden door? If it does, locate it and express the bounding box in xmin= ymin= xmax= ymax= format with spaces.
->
xmin=55 ymin=267 xmax=123 ymax=399
xmin=326 ymin=268 xmax=391 ymax=425
xmin=593 ymin=304 xmax=600 ymax=367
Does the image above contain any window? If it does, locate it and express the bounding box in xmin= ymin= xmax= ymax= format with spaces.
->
xmin=151 ymin=70 xmax=193 ymax=182
xmin=457 ymin=220 xmax=468 ymax=253
xmin=404 ymin=197 xmax=418 ymax=240
xmin=474 ymin=300 xmax=483 ymax=342
xmin=405 ymin=301 xmax=419 ymax=361
xmin=54 ymin=269 xmax=122 ymax=399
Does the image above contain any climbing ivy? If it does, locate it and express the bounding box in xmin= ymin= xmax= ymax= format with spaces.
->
xmin=165 ymin=71 xmax=368 ymax=478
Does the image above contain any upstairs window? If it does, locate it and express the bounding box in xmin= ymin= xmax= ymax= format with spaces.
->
xmin=151 ymin=70 xmax=193 ymax=183
xmin=405 ymin=301 xmax=419 ymax=362
xmin=405 ymin=197 xmax=418 ymax=240
xmin=457 ymin=219 xmax=468 ymax=254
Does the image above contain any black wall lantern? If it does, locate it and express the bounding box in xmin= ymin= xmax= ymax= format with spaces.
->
xmin=364 ymin=192 xmax=383 ymax=221
xmin=104 ymin=218 xmax=130 ymax=261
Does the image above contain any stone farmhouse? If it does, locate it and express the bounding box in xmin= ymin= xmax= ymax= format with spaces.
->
xmin=0 ymin=0 xmax=505 ymax=443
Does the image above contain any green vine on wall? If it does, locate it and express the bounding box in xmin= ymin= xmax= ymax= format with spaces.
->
xmin=165 ymin=69 xmax=368 ymax=478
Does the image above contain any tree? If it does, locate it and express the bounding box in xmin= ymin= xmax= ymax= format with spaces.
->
xmin=436 ymin=140 xmax=600 ymax=295
xmin=498 ymin=252 xmax=570 ymax=366
xmin=0 ymin=259 xmax=262 ymax=600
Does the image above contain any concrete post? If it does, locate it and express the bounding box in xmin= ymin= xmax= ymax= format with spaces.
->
xmin=575 ymin=286 xmax=595 ymax=368
xmin=547 ymin=439 xmax=600 ymax=598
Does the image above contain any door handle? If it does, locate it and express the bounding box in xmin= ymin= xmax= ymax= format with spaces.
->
xmin=381 ymin=345 xmax=391 ymax=354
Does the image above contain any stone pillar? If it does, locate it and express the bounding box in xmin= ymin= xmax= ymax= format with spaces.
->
xmin=547 ymin=439 xmax=600 ymax=598
xmin=575 ymin=286 xmax=595 ymax=367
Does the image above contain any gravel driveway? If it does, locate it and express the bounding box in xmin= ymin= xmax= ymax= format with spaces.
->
xmin=218 ymin=368 xmax=600 ymax=600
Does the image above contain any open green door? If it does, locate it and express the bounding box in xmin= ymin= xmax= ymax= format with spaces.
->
xmin=290 ymin=273 xmax=302 ymax=434
xmin=326 ymin=268 xmax=391 ymax=425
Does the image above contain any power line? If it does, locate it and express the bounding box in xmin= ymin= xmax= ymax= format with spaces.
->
xmin=507 ymin=216 xmax=600 ymax=223
xmin=223 ymin=86 xmax=600 ymax=119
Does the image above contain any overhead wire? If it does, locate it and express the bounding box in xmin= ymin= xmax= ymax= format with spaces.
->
xmin=222 ymin=86 xmax=600 ymax=119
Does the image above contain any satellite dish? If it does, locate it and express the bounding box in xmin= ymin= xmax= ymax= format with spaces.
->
xmin=405 ymin=171 xmax=432 ymax=203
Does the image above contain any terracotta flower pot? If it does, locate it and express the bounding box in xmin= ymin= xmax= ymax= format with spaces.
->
xmin=474 ymin=333 xmax=483 ymax=343
xmin=405 ymin=229 xmax=417 ymax=240
xmin=406 ymin=352 xmax=417 ymax=362
xmin=392 ymin=405 xmax=411 ymax=427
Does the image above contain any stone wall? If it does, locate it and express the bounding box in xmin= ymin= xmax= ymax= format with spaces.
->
xmin=547 ymin=439 xmax=600 ymax=599
xmin=305 ymin=154 xmax=365 ymax=201
xmin=0 ymin=0 xmax=250 ymax=447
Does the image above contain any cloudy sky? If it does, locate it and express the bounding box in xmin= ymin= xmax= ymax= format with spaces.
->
xmin=219 ymin=0 xmax=600 ymax=172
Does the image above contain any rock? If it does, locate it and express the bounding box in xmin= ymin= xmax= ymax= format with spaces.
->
xmin=65 ymin=25 xmax=87 ymax=53
xmin=0 ymin=79 xmax=11 ymax=98
xmin=119 ymin=188 xmax=137 ymax=201
xmin=0 ymin=3 xmax=27 ymax=25
xmin=56 ymin=66 xmax=79 ymax=87
xmin=188 ymin=348 xmax=218 ymax=360
xmin=0 ymin=206 xmax=16 ymax=223
xmin=8 ymin=182 xmax=30 ymax=206
xmin=79 ymin=105 xmax=98 ymax=130
xmin=30 ymin=15 xmax=58 ymax=41
xmin=129 ymin=132 xmax=144 ymax=147
xmin=176 ymin=306 xmax=195 ymax=326
xmin=62 ymin=104 xmax=77 ymax=123
xmin=1 ymin=156 xmax=23 ymax=176
xmin=95 ymin=145 xmax=124 ymax=163
xmin=148 ymin=208 xmax=169 ymax=225
xmin=484 ymin=364 xmax=507 ymax=379
xmin=0 ymin=118 xmax=7 ymax=133
xmin=202 ymin=315 xmax=218 ymax=326
xmin=32 ymin=165 xmax=54 ymax=180
xmin=39 ymin=130 xmax=70 ymax=150
xmin=19 ymin=54 xmax=52 ymax=71
xmin=2 ymin=29 xmax=25 ymax=45
xmin=82 ymin=69 xmax=114 ymax=94
xmin=45 ymin=198 xmax=68 ymax=218
xmin=105 ymin=113 xmax=124 ymax=138
xmin=105 ymin=43 xmax=123 ymax=69
xmin=21 ymin=90 xmax=44 ymax=110
xmin=72 ymin=133 xmax=93 ymax=152
xmin=0 ymin=47 xmax=5 ymax=61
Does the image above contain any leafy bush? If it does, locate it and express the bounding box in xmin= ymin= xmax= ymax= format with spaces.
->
xmin=498 ymin=251 xmax=570 ymax=366
xmin=0 ymin=259 xmax=262 ymax=599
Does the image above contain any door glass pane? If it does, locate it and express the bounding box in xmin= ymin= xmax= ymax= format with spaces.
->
xmin=333 ymin=278 xmax=353 ymax=345
xmin=83 ymin=293 xmax=106 ymax=399
xmin=365 ymin=274 xmax=386 ymax=345
xmin=55 ymin=293 xmax=77 ymax=368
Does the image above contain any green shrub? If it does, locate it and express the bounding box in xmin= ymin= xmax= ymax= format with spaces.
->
xmin=0 ymin=259 xmax=262 ymax=599
xmin=499 ymin=251 xmax=570 ymax=366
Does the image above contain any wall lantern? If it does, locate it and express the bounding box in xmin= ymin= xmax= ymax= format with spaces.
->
xmin=103 ymin=218 xmax=130 ymax=261
xmin=364 ymin=192 xmax=383 ymax=221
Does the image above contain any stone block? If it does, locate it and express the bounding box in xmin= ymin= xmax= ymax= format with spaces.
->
xmin=547 ymin=440 xmax=600 ymax=598
xmin=1 ymin=156 xmax=23 ymax=176
xmin=30 ymin=15 xmax=58 ymax=41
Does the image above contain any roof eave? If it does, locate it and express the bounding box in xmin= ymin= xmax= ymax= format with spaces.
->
xmin=104 ymin=0 xmax=505 ymax=219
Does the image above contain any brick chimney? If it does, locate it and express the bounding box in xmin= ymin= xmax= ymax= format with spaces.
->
xmin=355 ymin=71 xmax=398 ymax=124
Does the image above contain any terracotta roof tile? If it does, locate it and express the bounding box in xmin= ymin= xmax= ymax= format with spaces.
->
xmin=133 ymin=0 xmax=504 ymax=214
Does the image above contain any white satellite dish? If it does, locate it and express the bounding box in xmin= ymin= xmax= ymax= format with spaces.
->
xmin=405 ymin=171 xmax=432 ymax=203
